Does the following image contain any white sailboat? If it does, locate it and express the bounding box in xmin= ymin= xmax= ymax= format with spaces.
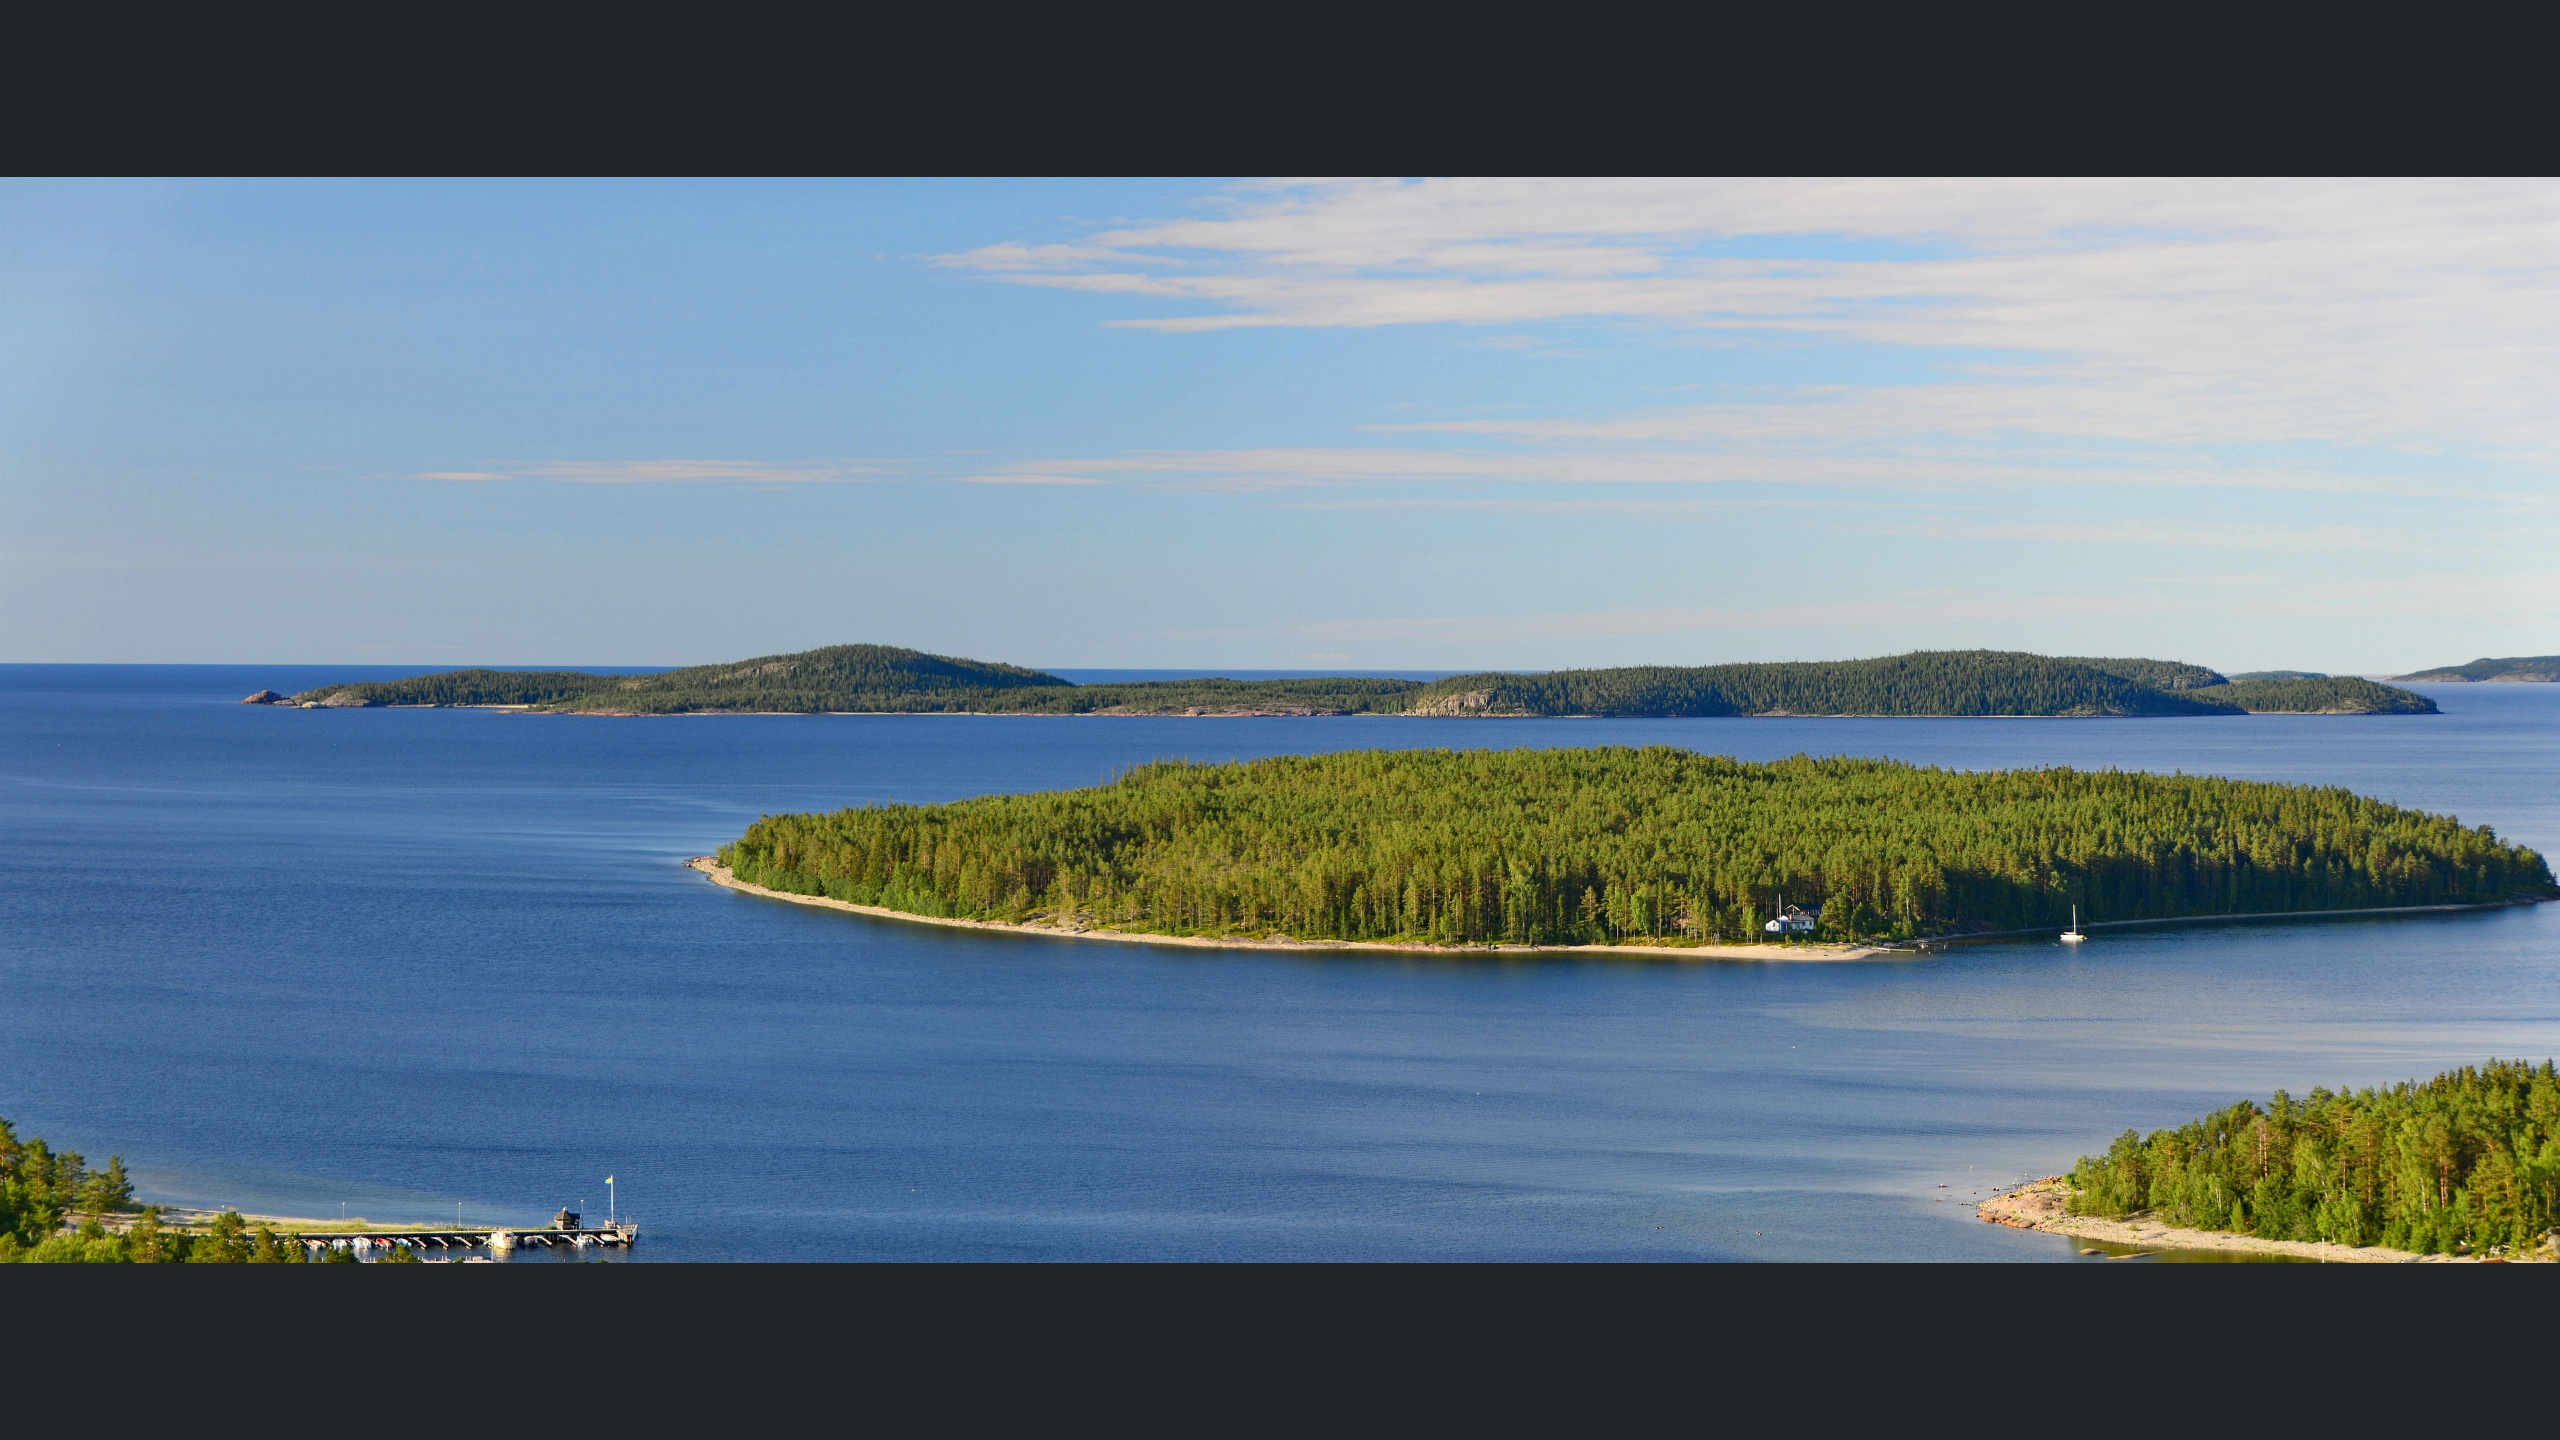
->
xmin=2060 ymin=904 xmax=2087 ymax=944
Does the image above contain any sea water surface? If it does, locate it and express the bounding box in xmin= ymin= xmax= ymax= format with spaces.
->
xmin=3 ymin=667 xmax=2554 ymax=1261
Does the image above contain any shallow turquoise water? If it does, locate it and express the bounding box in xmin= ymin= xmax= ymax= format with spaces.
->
xmin=3 ymin=667 xmax=2552 ymax=1260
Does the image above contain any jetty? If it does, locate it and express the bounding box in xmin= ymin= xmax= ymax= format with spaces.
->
xmin=305 ymin=1225 xmax=635 ymax=1255
xmin=289 ymin=1209 xmax=635 ymax=1256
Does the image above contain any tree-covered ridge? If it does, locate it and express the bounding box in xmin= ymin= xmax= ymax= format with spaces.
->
xmin=720 ymin=747 xmax=2550 ymax=947
xmin=2185 ymin=677 xmax=2435 ymax=714
xmin=281 ymin=646 xmax=1407 ymax=714
xmin=2057 ymin=656 xmax=2228 ymax=690
xmin=587 ymin=643 xmax=1070 ymax=712
xmin=2229 ymin=670 xmax=2327 ymax=682
xmin=284 ymin=669 xmax=612 ymax=707
xmin=1405 ymin=652 xmax=2236 ymax=718
xmin=275 ymin=644 xmax=2438 ymax=717
xmin=2394 ymin=655 xmax=2560 ymax=682
xmin=287 ymin=644 xmax=1071 ymax=710
xmin=1066 ymin=677 xmax=1423 ymax=715
xmin=2070 ymin=1061 xmax=2560 ymax=1256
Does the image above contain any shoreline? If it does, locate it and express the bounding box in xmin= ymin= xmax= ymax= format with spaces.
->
xmin=687 ymin=858 xmax=1896 ymax=961
xmin=1975 ymin=1177 xmax=2540 ymax=1262
xmin=97 ymin=1206 xmax=449 ymax=1236
xmin=276 ymin=704 xmax=2430 ymax=719
xmin=1895 ymin=894 xmax=2548 ymax=949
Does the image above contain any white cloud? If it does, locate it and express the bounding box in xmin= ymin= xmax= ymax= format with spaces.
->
xmin=943 ymin=179 xmax=2560 ymax=456
xmin=950 ymin=443 xmax=2462 ymax=501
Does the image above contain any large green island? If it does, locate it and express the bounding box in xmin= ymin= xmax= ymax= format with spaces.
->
xmin=712 ymin=747 xmax=2549 ymax=948
xmin=262 ymin=644 xmax=2437 ymax=717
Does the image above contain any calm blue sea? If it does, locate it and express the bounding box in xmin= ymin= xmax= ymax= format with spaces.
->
xmin=3 ymin=666 xmax=2554 ymax=1261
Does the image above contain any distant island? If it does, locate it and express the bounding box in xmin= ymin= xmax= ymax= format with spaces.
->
xmin=709 ymin=747 xmax=2549 ymax=950
xmin=2392 ymin=654 xmax=2560 ymax=683
xmin=1982 ymin=1060 xmax=2560 ymax=1262
xmin=256 ymin=645 xmax=2439 ymax=718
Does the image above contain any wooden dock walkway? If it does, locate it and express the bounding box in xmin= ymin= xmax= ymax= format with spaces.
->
xmin=306 ymin=1222 xmax=636 ymax=1254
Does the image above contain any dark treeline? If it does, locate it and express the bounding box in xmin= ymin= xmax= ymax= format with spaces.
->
xmin=2055 ymin=656 xmax=2227 ymax=690
xmin=281 ymin=644 xmax=2438 ymax=718
xmin=1408 ymin=652 xmax=2241 ymax=718
xmin=287 ymin=644 xmax=1069 ymax=710
xmin=1062 ymin=676 xmax=1421 ymax=715
xmin=721 ymin=747 xmax=2549 ymax=945
xmin=2395 ymin=654 xmax=2560 ymax=682
xmin=286 ymin=645 xmax=1408 ymax=715
xmin=293 ymin=668 xmax=614 ymax=707
xmin=2070 ymin=1061 xmax=2560 ymax=1255
xmin=1409 ymin=654 xmax=2433 ymax=717
xmin=2190 ymin=676 xmax=2434 ymax=714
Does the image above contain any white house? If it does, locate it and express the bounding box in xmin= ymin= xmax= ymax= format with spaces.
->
xmin=1764 ymin=902 xmax=1821 ymax=935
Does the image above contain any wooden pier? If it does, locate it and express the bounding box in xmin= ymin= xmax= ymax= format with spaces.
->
xmin=303 ymin=1217 xmax=637 ymax=1255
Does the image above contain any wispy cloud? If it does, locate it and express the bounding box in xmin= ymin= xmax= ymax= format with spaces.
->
xmin=1167 ymin=567 xmax=2560 ymax=648
xmin=1280 ymin=496 xmax=1848 ymax=515
xmin=942 ymin=179 xmax=2560 ymax=458
xmin=945 ymin=443 xmax=2463 ymax=502
xmin=1171 ymin=591 xmax=2165 ymax=646
xmin=1892 ymin=517 xmax=2420 ymax=554
xmin=412 ymin=460 xmax=882 ymax=484
xmin=951 ymin=472 xmax=1112 ymax=486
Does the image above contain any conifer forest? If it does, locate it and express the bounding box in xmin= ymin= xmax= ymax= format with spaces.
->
xmin=720 ymin=747 xmax=2549 ymax=945
xmin=2070 ymin=1061 xmax=2560 ymax=1255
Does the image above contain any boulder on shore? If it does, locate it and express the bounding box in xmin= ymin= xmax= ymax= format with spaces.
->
xmin=319 ymin=690 xmax=375 ymax=708
xmin=241 ymin=689 xmax=286 ymax=705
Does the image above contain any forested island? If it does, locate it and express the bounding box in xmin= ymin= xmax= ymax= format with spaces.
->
xmin=263 ymin=644 xmax=2437 ymax=718
xmin=2393 ymin=654 xmax=2560 ymax=683
xmin=2035 ymin=1061 xmax=2560 ymax=1258
xmin=715 ymin=747 xmax=2549 ymax=947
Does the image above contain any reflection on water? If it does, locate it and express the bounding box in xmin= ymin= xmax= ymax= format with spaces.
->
xmin=2 ymin=668 xmax=2553 ymax=1261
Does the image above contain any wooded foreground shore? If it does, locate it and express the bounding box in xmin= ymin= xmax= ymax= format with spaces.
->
xmin=1977 ymin=1177 xmax=2552 ymax=1262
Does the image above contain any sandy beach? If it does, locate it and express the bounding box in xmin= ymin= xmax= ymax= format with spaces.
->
xmin=1975 ymin=1176 xmax=2549 ymax=1262
xmin=98 ymin=1206 xmax=427 ymax=1235
xmin=688 ymin=857 xmax=1895 ymax=961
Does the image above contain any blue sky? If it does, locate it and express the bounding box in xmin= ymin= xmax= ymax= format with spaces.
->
xmin=4 ymin=178 xmax=2552 ymax=672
